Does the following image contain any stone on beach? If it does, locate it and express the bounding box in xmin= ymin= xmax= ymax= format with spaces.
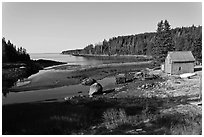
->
xmin=82 ymin=78 xmax=97 ymax=86
xmin=116 ymin=74 xmax=126 ymax=84
xmin=89 ymin=82 xmax=103 ymax=97
xmin=134 ymin=71 xmax=142 ymax=79
xmin=125 ymin=72 xmax=135 ymax=82
xmin=116 ymin=73 xmax=135 ymax=84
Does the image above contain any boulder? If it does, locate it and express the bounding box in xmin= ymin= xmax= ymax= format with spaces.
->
xmin=116 ymin=74 xmax=126 ymax=84
xmin=89 ymin=82 xmax=103 ymax=97
xmin=82 ymin=78 xmax=97 ymax=86
xmin=125 ymin=72 xmax=135 ymax=82
xmin=134 ymin=72 xmax=142 ymax=79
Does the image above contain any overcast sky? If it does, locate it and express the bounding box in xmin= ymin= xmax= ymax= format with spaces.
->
xmin=2 ymin=2 xmax=202 ymax=53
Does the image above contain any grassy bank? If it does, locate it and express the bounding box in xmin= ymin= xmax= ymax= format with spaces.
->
xmin=2 ymin=94 xmax=201 ymax=135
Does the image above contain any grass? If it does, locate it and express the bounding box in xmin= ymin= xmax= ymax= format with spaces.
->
xmin=170 ymin=115 xmax=202 ymax=135
xmin=156 ymin=111 xmax=202 ymax=135
xmin=3 ymin=94 xmax=201 ymax=135
xmin=103 ymin=108 xmax=128 ymax=129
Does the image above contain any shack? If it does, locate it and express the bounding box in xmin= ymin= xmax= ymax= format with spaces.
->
xmin=164 ymin=51 xmax=195 ymax=75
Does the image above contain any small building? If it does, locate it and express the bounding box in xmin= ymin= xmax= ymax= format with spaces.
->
xmin=164 ymin=51 xmax=195 ymax=75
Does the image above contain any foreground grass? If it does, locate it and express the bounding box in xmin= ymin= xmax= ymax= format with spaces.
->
xmin=2 ymin=95 xmax=201 ymax=135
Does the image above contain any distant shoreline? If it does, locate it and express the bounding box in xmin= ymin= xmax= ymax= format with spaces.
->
xmin=62 ymin=53 xmax=151 ymax=58
xmin=62 ymin=53 xmax=152 ymax=63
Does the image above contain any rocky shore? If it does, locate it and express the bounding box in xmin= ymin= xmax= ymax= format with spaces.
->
xmin=9 ymin=61 xmax=152 ymax=92
xmin=2 ymin=66 xmax=202 ymax=135
xmin=2 ymin=59 xmax=66 ymax=93
xmin=2 ymin=53 xmax=202 ymax=135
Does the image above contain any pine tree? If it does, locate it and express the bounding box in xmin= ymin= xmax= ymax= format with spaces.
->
xmin=152 ymin=20 xmax=175 ymax=64
xmin=152 ymin=20 xmax=164 ymax=63
xmin=193 ymin=37 xmax=202 ymax=62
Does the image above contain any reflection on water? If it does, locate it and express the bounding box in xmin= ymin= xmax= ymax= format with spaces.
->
xmin=2 ymin=77 xmax=116 ymax=105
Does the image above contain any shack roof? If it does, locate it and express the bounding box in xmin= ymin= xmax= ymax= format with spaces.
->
xmin=168 ymin=51 xmax=195 ymax=62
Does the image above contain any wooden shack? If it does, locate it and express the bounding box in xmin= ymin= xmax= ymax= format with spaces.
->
xmin=164 ymin=51 xmax=195 ymax=75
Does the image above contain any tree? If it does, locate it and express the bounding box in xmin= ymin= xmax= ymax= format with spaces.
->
xmin=192 ymin=37 xmax=202 ymax=61
xmin=2 ymin=37 xmax=30 ymax=63
xmin=2 ymin=37 xmax=8 ymax=63
xmin=152 ymin=20 xmax=175 ymax=64
xmin=163 ymin=20 xmax=175 ymax=52
xmin=157 ymin=20 xmax=164 ymax=32
xmin=63 ymin=22 xmax=201 ymax=62
xmin=152 ymin=20 xmax=164 ymax=62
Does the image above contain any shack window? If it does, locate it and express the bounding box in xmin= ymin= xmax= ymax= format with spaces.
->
xmin=179 ymin=67 xmax=181 ymax=71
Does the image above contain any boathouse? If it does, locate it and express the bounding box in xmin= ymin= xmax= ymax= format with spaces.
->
xmin=164 ymin=51 xmax=195 ymax=75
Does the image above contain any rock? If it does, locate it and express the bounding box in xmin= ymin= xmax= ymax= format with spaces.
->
xmin=89 ymin=82 xmax=103 ymax=97
xmin=134 ymin=71 xmax=142 ymax=79
xmin=19 ymin=66 xmax=26 ymax=69
xmin=125 ymin=72 xmax=135 ymax=82
xmin=115 ymin=86 xmax=125 ymax=91
xmin=64 ymin=96 xmax=72 ymax=101
xmin=136 ymin=129 xmax=143 ymax=132
xmin=143 ymin=119 xmax=150 ymax=123
xmin=116 ymin=73 xmax=135 ymax=84
xmin=116 ymin=74 xmax=126 ymax=84
xmin=82 ymin=78 xmax=97 ymax=86
xmin=137 ymin=87 xmax=141 ymax=90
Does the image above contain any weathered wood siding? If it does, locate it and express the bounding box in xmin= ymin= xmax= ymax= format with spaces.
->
xmin=164 ymin=54 xmax=172 ymax=74
xmin=164 ymin=51 xmax=195 ymax=75
xmin=171 ymin=62 xmax=194 ymax=75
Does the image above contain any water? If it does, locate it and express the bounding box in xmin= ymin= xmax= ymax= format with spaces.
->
xmin=2 ymin=77 xmax=116 ymax=105
xmin=3 ymin=53 xmax=117 ymax=105
xmin=30 ymin=53 xmax=104 ymax=66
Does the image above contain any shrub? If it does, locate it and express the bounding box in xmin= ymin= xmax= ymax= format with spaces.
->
xmin=103 ymin=108 xmax=128 ymax=130
xmin=170 ymin=114 xmax=202 ymax=135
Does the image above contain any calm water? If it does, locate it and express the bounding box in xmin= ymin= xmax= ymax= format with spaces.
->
xmin=30 ymin=53 xmax=104 ymax=66
xmin=3 ymin=53 xmax=116 ymax=105
xmin=2 ymin=77 xmax=116 ymax=105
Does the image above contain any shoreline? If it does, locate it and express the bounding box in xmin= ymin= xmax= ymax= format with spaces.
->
xmin=62 ymin=53 xmax=152 ymax=63
xmin=2 ymin=59 xmax=66 ymax=93
xmin=69 ymin=54 xmax=151 ymax=57
xmin=9 ymin=61 xmax=153 ymax=92
xmin=3 ymin=68 xmax=202 ymax=134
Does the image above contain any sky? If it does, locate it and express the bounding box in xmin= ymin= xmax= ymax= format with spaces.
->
xmin=2 ymin=2 xmax=202 ymax=53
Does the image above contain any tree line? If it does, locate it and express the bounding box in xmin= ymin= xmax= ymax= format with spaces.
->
xmin=2 ymin=37 xmax=30 ymax=63
xmin=62 ymin=20 xmax=202 ymax=63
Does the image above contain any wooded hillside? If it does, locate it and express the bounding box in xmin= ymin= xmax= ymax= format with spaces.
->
xmin=2 ymin=37 xmax=30 ymax=63
xmin=62 ymin=20 xmax=202 ymax=63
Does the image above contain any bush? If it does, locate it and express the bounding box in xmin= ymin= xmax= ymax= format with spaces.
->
xmin=103 ymin=108 xmax=128 ymax=130
xmin=170 ymin=114 xmax=202 ymax=135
